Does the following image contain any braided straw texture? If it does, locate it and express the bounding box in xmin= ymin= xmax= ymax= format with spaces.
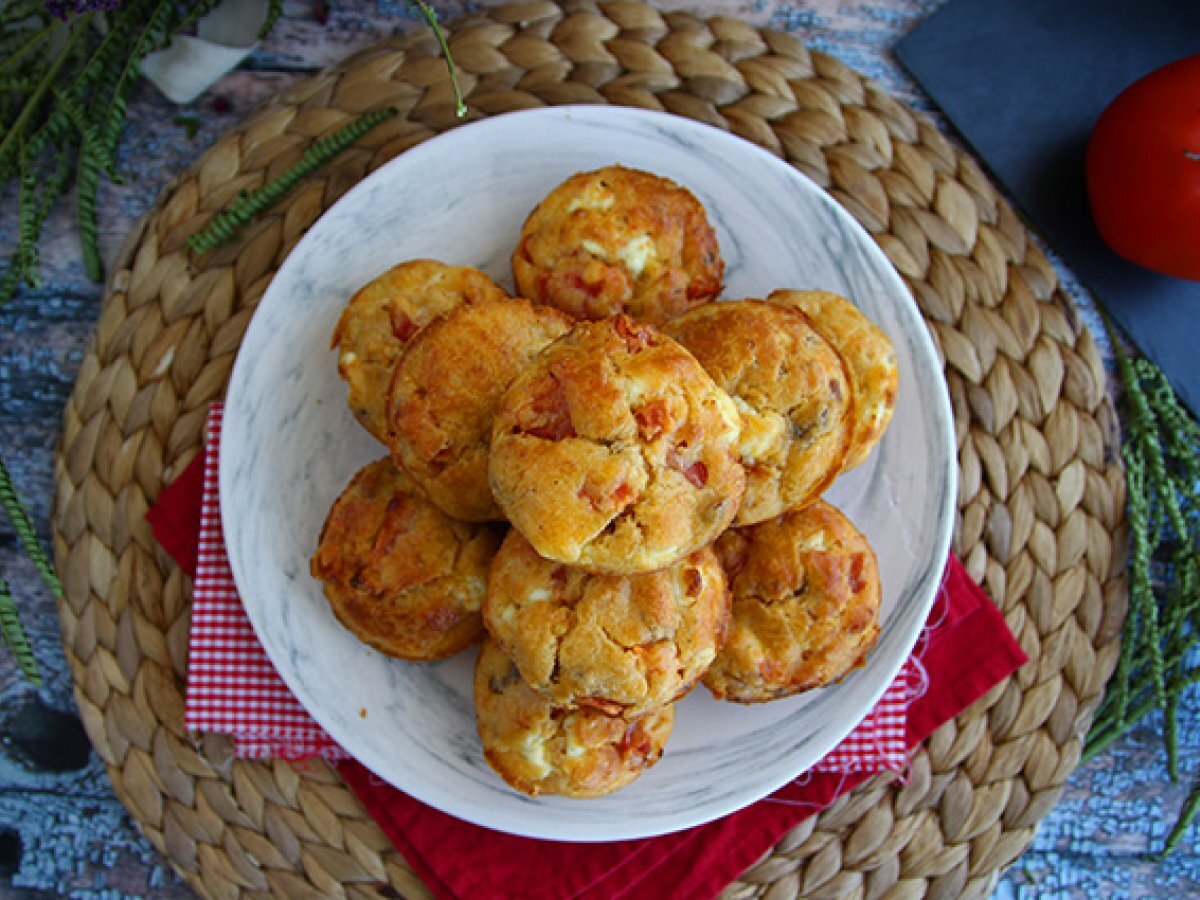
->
xmin=52 ymin=2 xmax=1127 ymax=897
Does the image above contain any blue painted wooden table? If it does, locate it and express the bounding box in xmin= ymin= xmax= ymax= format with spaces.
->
xmin=0 ymin=2 xmax=1196 ymax=897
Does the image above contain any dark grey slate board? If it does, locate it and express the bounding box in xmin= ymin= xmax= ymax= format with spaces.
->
xmin=897 ymin=0 xmax=1200 ymax=414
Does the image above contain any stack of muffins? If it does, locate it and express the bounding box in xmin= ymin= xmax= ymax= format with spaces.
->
xmin=310 ymin=166 xmax=898 ymax=798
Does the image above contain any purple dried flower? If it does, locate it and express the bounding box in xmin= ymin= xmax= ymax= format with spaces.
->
xmin=44 ymin=0 xmax=121 ymax=21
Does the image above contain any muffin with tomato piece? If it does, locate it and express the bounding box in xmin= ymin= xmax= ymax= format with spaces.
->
xmin=665 ymin=300 xmax=854 ymax=524
xmin=332 ymin=259 xmax=508 ymax=443
xmin=704 ymin=501 xmax=881 ymax=703
xmin=512 ymin=166 xmax=724 ymax=325
xmin=310 ymin=458 xmax=504 ymax=661
xmin=474 ymin=638 xmax=674 ymax=798
xmin=386 ymin=295 xmax=572 ymax=521
xmin=489 ymin=315 xmax=745 ymax=574
xmin=484 ymin=530 xmax=729 ymax=716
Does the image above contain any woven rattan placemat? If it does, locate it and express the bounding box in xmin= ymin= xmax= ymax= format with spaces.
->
xmin=52 ymin=2 xmax=1128 ymax=897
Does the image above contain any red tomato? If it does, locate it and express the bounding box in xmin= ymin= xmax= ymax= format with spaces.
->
xmin=1086 ymin=53 xmax=1200 ymax=281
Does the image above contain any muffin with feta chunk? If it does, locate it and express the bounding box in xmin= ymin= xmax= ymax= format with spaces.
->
xmin=485 ymin=530 xmax=729 ymax=715
xmin=474 ymin=638 xmax=674 ymax=798
xmin=665 ymin=300 xmax=853 ymax=524
xmin=332 ymin=259 xmax=508 ymax=443
xmin=513 ymin=165 xmax=724 ymax=325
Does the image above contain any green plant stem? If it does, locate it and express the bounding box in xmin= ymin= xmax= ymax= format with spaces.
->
xmin=1088 ymin=308 xmax=1200 ymax=860
xmin=0 ymin=454 xmax=63 ymax=600
xmin=1084 ymin=666 xmax=1200 ymax=763
xmin=409 ymin=0 xmax=466 ymax=117
xmin=0 ymin=576 xmax=42 ymax=687
xmin=1155 ymin=781 xmax=1200 ymax=860
xmin=0 ymin=15 xmax=90 ymax=174
xmin=187 ymin=106 xmax=399 ymax=254
xmin=0 ymin=453 xmax=56 ymax=689
xmin=0 ymin=20 xmax=53 ymax=78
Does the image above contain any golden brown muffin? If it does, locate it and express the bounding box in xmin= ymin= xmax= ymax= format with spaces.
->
xmin=512 ymin=165 xmax=724 ymax=325
xmin=704 ymin=501 xmax=881 ymax=703
xmin=474 ymin=638 xmax=674 ymax=798
xmin=665 ymin=300 xmax=854 ymax=525
xmin=331 ymin=260 xmax=508 ymax=443
xmin=386 ymin=295 xmax=572 ymax=521
xmin=489 ymin=315 xmax=746 ymax=574
xmin=310 ymin=458 xmax=504 ymax=661
xmin=768 ymin=290 xmax=898 ymax=471
xmin=485 ymin=530 xmax=729 ymax=716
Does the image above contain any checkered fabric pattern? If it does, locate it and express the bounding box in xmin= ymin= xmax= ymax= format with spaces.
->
xmin=184 ymin=404 xmax=347 ymax=760
xmin=185 ymin=403 xmax=924 ymax=772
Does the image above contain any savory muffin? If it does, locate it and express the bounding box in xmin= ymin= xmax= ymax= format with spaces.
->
xmin=512 ymin=165 xmax=724 ymax=325
xmin=704 ymin=501 xmax=881 ymax=703
xmin=767 ymin=289 xmax=898 ymax=471
xmin=386 ymin=295 xmax=572 ymax=521
xmin=485 ymin=530 xmax=729 ymax=716
xmin=474 ymin=638 xmax=674 ymax=798
xmin=310 ymin=458 xmax=504 ymax=661
xmin=331 ymin=259 xmax=508 ymax=443
xmin=664 ymin=300 xmax=854 ymax=524
xmin=489 ymin=315 xmax=746 ymax=574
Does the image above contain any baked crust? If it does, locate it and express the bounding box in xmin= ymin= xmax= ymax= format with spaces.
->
xmin=386 ymin=295 xmax=572 ymax=521
xmin=489 ymin=315 xmax=746 ymax=574
xmin=767 ymin=290 xmax=898 ymax=471
xmin=310 ymin=458 xmax=504 ymax=661
xmin=512 ymin=165 xmax=723 ymax=325
xmin=484 ymin=530 xmax=729 ymax=716
xmin=665 ymin=300 xmax=853 ymax=524
xmin=704 ymin=501 xmax=881 ymax=703
xmin=331 ymin=259 xmax=507 ymax=443
xmin=474 ymin=638 xmax=674 ymax=798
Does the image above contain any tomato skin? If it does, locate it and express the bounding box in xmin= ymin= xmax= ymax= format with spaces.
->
xmin=1085 ymin=53 xmax=1200 ymax=282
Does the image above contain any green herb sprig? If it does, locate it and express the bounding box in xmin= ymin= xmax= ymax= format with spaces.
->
xmin=1085 ymin=312 xmax=1200 ymax=858
xmin=0 ymin=1 xmax=461 ymax=305
xmin=0 ymin=453 xmax=60 ymax=687
xmin=187 ymin=106 xmax=399 ymax=254
xmin=2 ymin=0 xmax=239 ymax=303
xmin=0 ymin=3 xmax=462 ymax=687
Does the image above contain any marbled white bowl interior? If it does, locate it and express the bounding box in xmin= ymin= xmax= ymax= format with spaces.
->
xmin=220 ymin=105 xmax=957 ymax=841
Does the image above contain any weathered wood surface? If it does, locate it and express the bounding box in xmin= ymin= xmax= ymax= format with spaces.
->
xmin=0 ymin=1 xmax=1196 ymax=896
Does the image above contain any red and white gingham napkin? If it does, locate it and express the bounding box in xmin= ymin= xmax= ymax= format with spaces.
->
xmin=183 ymin=405 xmax=347 ymax=759
xmin=181 ymin=403 xmax=925 ymax=772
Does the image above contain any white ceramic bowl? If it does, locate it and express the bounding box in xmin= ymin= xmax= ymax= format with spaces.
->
xmin=220 ymin=105 xmax=957 ymax=842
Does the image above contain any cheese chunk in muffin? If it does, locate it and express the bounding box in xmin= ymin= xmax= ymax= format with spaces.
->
xmin=704 ymin=501 xmax=881 ymax=703
xmin=386 ymin=295 xmax=572 ymax=521
xmin=332 ymin=259 xmax=508 ymax=443
xmin=665 ymin=300 xmax=853 ymax=524
xmin=485 ymin=530 xmax=729 ymax=716
xmin=475 ymin=638 xmax=674 ymax=798
xmin=768 ymin=289 xmax=898 ymax=471
xmin=489 ymin=315 xmax=745 ymax=574
xmin=513 ymin=166 xmax=724 ymax=325
xmin=310 ymin=458 xmax=504 ymax=661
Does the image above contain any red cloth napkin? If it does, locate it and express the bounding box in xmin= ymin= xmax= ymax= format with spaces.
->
xmin=149 ymin=406 xmax=1028 ymax=900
